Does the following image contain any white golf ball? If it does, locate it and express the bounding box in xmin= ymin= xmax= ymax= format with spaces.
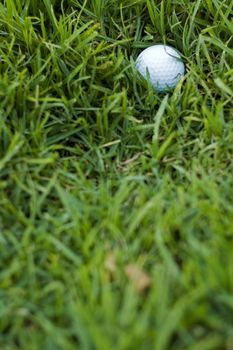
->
xmin=136 ymin=44 xmax=185 ymax=92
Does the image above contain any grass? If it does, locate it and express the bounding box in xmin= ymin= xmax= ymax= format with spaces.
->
xmin=0 ymin=0 xmax=233 ymax=349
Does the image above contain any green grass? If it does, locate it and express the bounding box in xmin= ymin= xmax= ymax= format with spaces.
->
xmin=0 ymin=0 xmax=233 ymax=349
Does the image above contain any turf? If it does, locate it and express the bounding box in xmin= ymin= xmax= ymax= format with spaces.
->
xmin=0 ymin=0 xmax=233 ymax=349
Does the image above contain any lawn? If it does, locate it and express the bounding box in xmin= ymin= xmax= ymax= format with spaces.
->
xmin=0 ymin=0 xmax=233 ymax=349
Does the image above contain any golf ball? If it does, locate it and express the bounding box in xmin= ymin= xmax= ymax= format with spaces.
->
xmin=136 ymin=44 xmax=185 ymax=93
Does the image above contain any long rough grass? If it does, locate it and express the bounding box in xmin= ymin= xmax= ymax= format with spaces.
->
xmin=0 ymin=0 xmax=233 ymax=349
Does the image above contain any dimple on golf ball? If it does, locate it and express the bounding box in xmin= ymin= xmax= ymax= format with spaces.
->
xmin=136 ymin=44 xmax=185 ymax=93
